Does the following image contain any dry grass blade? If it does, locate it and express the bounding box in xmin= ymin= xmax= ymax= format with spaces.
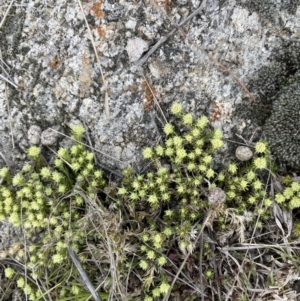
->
xmin=0 ymin=74 xmax=17 ymax=88
xmin=0 ymin=50 xmax=15 ymax=149
xmin=0 ymin=0 xmax=15 ymax=29
xmin=0 ymin=57 xmax=17 ymax=88
xmin=67 ymin=246 xmax=103 ymax=301
xmin=142 ymin=74 xmax=167 ymax=124
xmin=76 ymin=0 xmax=109 ymax=116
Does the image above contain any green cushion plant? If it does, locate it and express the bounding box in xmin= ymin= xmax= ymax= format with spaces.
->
xmin=1 ymin=105 xmax=300 ymax=300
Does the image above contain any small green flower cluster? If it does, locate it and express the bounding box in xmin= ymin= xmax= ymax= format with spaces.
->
xmin=117 ymin=103 xmax=227 ymax=299
xmin=275 ymin=179 xmax=300 ymax=209
xmin=215 ymin=141 xmax=273 ymax=225
xmin=0 ymin=125 xmax=106 ymax=300
xmin=116 ymin=104 xmax=300 ymax=299
xmin=2 ymin=108 xmax=300 ymax=301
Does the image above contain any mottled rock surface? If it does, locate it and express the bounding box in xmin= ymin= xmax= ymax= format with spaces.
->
xmin=0 ymin=0 xmax=299 ymax=172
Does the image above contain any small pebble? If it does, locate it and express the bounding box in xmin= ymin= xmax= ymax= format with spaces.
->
xmin=208 ymin=187 xmax=226 ymax=207
xmin=235 ymin=146 xmax=253 ymax=161
xmin=28 ymin=125 xmax=42 ymax=145
xmin=41 ymin=128 xmax=59 ymax=146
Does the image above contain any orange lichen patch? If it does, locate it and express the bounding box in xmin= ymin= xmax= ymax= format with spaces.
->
xmin=210 ymin=101 xmax=225 ymax=122
xmin=141 ymin=79 xmax=160 ymax=111
xmin=90 ymin=2 xmax=105 ymax=18
xmin=155 ymin=0 xmax=171 ymax=10
xmin=81 ymin=56 xmax=90 ymax=67
xmin=94 ymin=25 xmax=106 ymax=38
xmin=48 ymin=56 xmax=61 ymax=70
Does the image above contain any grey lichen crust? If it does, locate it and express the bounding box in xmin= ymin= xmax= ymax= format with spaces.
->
xmin=264 ymin=72 xmax=300 ymax=168
xmin=237 ymin=0 xmax=299 ymax=23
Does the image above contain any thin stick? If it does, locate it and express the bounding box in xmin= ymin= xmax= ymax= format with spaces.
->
xmin=67 ymin=246 xmax=103 ymax=301
xmin=151 ymin=0 xmax=256 ymax=102
xmin=76 ymin=0 xmax=110 ymax=116
xmin=137 ymin=0 xmax=207 ymax=66
xmin=0 ymin=50 xmax=15 ymax=149
xmin=142 ymin=74 xmax=168 ymax=124
xmin=0 ymin=0 xmax=15 ymax=29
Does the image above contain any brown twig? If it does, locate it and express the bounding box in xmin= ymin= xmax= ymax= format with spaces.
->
xmin=150 ymin=0 xmax=256 ymax=102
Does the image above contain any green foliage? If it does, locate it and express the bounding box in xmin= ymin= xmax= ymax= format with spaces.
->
xmin=1 ymin=109 xmax=300 ymax=300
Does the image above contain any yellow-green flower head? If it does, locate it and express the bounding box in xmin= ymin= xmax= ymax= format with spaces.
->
xmin=248 ymin=196 xmax=256 ymax=204
xmin=155 ymin=145 xmax=164 ymax=156
xmin=52 ymin=171 xmax=63 ymax=183
xmin=240 ymin=179 xmax=248 ymax=190
xmin=57 ymin=147 xmax=69 ymax=159
xmin=152 ymin=233 xmax=162 ymax=249
xmin=118 ymin=187 xmax=127 ymax=195
xmin=157 ymin=256 xmax=167 ymax=266
xmin=160 ymin=282 xmax=170 ymax=295
xmin=253 ymin=157 xmax=267 ymax=169
xmin=246 ymin=170 xmax=256 ymax=182
xmin=227 ymin=163 xmax=238 ymax=174
xmin=187 ymin=162 xmax=196 ymax=171
xmin=143 ymin=147 xmax=154 ymax=159
xmin=17 ymin=277 xmax=25 ymax=288
xmin=40 ymin=167 xmax=51 ymax=179
xmin=253 ymin=180 xmax=263 ymax=191
xmin=176 ymin=148 xmax=187 ymax=159
xmin=203 ymin=155 xmax=213 ymax=165
xmin=72 ymin=124 xmax=85 ymax=140
xmin=0 ymin=167 xmax=9 ymax=179
xmin=290 ymin=197 xmax=300 ymax=209
xmin=173 ymin=136 xmax=183 ymax=146
xmin=171 ymin=103 xmax=183 ymax=115
xmin=213 ymin=129 xmax=223 ymax=139
xmin=152 ymin=288 xmax=161 ymax=298
xmin=191 ymin=128 xmax=200 ymax=137
xmin=206 ymin=168 xmax=214 ymax=178
xmin=264 ymin=198 xmax=272 ymax=207
xmin=22 ymin=164 xmax=32 ymax=173
xmin=86 ymin=152 xmax=94 ymax=161
xmin=9 ymin=212 xmax=20 ymax=226
xmin=146 ymin=250 xmax=156 ymax=260
xmin=12 ymin=173 xmax=25 ymax=186
xmin=163 ymin=227 xmax=173 ymax=236
xmin=148 ymin=194 xmax=158 ymax=205
xmin=139 ymin=260 xmax=148 ymax=270
xmin=255 ymin=141 xmax=268 ymax=154
xmin=163 ymin=123 xmax=174 ymax=135
xmin=28 ymin=146 xmax=41 ymax=159
xmin=283 ymin=187 xmax=294 ymax=199
xmin=215 ymin=174 xmax=223 ymax=183
xmin=291 ymin=182 xmax=300 ymax=192
xmin=211 ymin=138 xmax=224 ymax=150
xmin=196 ymin=116 xmax=209 ymax=129
xmin=5 ymin=267 xmax=15 ymax=279
xmin=71 ymin=285 xmax=80 ymax=295
xmin=184 ymin=134 xmax=193 ymax=143
xmin=142 ymin=233 xmax=149 ymax=242
xmin=182 ymin=113 xmax=194 ymax=125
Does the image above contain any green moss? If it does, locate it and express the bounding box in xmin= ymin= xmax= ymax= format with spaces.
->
xmin=264 ymin=72 xmax=300 ymax=168
xmin=0 ymin=111 xmax=299 ymax=300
